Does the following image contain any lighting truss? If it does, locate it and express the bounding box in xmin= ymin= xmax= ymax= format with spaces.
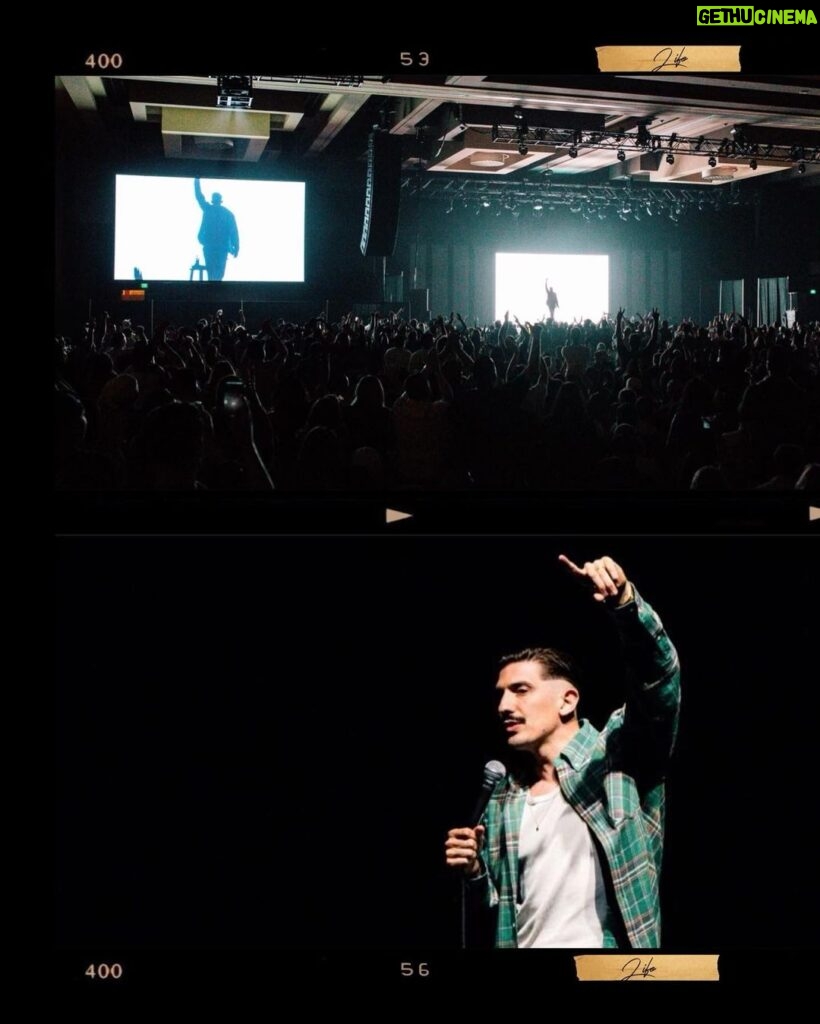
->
xmin=401 ymin=174 xmax=761 ymax=219
xmin=485 ymin=124 xmax=820 ymax=166
xmin=248 ymin=75 xmax=366 ymax=87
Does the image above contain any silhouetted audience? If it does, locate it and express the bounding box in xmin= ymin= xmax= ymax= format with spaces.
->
xmin=54 ymin=307 xmax=819 ymax=491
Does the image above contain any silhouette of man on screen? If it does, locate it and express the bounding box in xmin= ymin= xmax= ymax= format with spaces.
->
xmin=194 ymin=178 xmax=239 ymax=281
xmin=545 ymin=279 xmax=559 ymax=321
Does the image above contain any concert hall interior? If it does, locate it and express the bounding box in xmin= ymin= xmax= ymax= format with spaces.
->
xmin=55 ymin=72 xmax=819 ymax=494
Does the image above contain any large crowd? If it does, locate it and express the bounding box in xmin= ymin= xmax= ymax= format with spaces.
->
xmin=54 ymin=307 xmax=820 ymax=491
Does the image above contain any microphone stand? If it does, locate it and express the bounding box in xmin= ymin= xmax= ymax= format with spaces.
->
xmin=460 ymin=878 xmax=468 ymax=950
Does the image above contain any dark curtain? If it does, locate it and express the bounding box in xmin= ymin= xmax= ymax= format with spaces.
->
xmin=756 ymin=276 xmax=788 ymax=326
xmin=718 ymin=278 xmax=744 ymax=315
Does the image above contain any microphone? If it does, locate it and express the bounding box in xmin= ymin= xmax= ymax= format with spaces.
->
xmin=470 ymin=760 xmax=507 ymax=827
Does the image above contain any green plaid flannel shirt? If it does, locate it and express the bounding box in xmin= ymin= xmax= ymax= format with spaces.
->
xmin=471 ymin=586 xmax=681 ymax=949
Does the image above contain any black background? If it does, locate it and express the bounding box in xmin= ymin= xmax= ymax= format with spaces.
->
xmin=56 ymin=536 xmax=816 ymax=951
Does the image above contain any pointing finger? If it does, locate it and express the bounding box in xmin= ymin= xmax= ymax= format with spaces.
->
xmin=558 ymin=554 xmax=584 ymax=576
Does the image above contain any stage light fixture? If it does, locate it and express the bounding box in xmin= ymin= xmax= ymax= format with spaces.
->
xmin=666 ymin=153 xmax=675 ymax=165
xmin=533 ymin=201 xmax=544 ymax=210
xmin=798 ymin=161 xmax=806 ymax=174
xmin=749 ymin=158 xmax=757 ymax=170
xmin=708 ymin=156 xmax=717 ymax=167
xmin=569 ymin=146 xmax=578 ymax=158
xmin=617 ymin=149 xmax=626 ymax=161
xmin=518 ymin=142 xmax=528 ymax=155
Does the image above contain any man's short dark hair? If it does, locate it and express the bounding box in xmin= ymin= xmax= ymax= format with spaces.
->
xmin=498 ymin=647 xmax=580 ymax=686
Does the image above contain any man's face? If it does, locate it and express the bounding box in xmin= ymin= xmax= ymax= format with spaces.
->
xmin=495 ymin=661 xmax=570 ymax=753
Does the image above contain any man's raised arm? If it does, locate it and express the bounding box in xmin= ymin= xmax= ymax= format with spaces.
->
xmin=194 ymin=177 xmax=207 ymax=211
xmin=558 ymin=554 xmax=681 ymax=769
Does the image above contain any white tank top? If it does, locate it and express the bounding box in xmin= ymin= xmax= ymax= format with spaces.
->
xmin=516 ymin=786 xmax=617 ymax=947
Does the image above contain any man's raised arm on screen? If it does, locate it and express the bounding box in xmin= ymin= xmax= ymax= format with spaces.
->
xmin=194 ymin=177 xmax=207 ymax=211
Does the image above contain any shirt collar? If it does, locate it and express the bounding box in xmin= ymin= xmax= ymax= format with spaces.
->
xmin=555 ymin=719 xmax=600 ymax=771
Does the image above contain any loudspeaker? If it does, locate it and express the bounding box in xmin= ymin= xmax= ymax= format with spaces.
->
xmin=360 ymin=131 xmax=402 ymax=258
xmin=408 ymin=287 xmax=430 ymax=321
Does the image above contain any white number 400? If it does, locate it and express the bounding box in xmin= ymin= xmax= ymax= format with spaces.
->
xmin=85 ymin=963 xmax=123 ymax=979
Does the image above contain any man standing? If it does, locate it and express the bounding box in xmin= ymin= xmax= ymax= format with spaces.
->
xmin=194 ymin=178 xmax=240 ymax=281
xmin=545 ymin=279 xmax=559 ymax=320
xmin=445 ymin=554 xmax=681 ymax=948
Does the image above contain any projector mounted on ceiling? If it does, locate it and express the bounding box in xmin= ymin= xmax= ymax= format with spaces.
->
xmin=217 ymin=75 xmax=253 ymax=109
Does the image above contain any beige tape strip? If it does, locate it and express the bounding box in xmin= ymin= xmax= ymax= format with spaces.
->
xmin=596 ymin=46 xmax=741 ymax=72
xmin=574 ymin=954 xmax=720 ymax=982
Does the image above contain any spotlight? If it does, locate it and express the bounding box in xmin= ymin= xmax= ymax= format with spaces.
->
xmin=569 ymin=146 xmax=578 ymax=158
xmin=617 ymin=149 xmax=626 ymax=161
xmin=708 ymin=156 xmax=717 ymax=168
xmin=749 ymin=158 xmax=758 ymax=170
xmin=798 ymin=161 xmax=806 ymax=174
xmin=533 ymin=201 xmax=544 ymax=210
xmin=666 ymin=153 xmax=675 ymax=165
xmin=481 ymin=200 xmax=491 ymax=208
xmin=518 ymin=142 xmax=528 ymax=155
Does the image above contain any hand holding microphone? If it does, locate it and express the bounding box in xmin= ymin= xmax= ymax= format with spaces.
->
xmin=444 ymin=760 xmax=506 ymax=878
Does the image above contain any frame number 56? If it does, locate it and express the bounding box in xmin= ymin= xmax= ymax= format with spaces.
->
xmin=400 ymin=962 xmax=430 ymax=977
